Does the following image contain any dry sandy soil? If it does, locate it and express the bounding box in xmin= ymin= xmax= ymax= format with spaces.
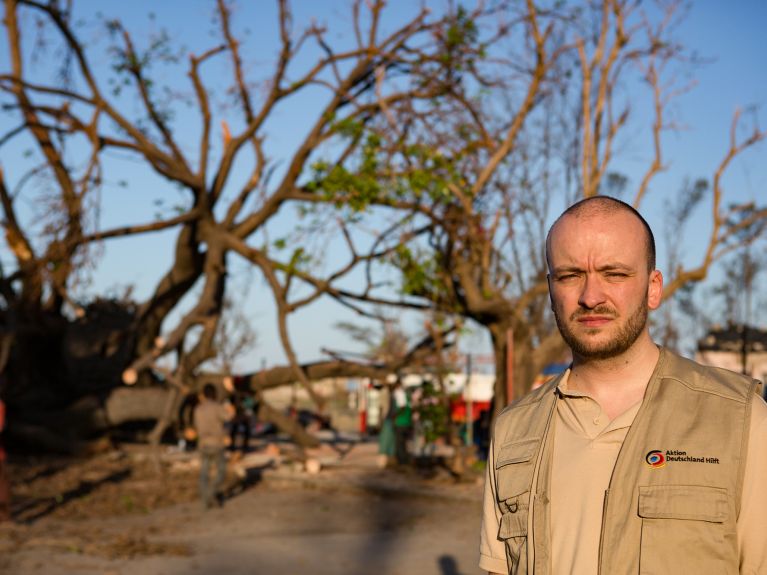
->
xmin=0 ymin=444 xmax=486 ymax=575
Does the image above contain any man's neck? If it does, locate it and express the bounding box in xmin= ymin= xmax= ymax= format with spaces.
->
xmin=568 ymin=338 xmax=661 ymax=420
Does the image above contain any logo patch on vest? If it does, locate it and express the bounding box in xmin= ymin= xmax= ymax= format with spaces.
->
xmin=645 ymin=450 xmax=665 ymax=468
xmin=645 ymin=449 xmax=720 ymax=468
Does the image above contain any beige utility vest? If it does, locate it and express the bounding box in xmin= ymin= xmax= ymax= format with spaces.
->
xmin=492 ymin=350 xmax=760 ymax=575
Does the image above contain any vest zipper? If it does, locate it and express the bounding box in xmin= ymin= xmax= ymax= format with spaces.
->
xmin=597 ymin=489 xmax=610 ymax=575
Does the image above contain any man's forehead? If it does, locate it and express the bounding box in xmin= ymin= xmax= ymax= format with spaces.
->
xmin=551 ymin=209 xmax=643 ymax=237
xmin=548 ymin=212 xmax=646 ymax=259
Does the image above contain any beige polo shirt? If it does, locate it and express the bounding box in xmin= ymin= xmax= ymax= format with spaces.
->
xmin=549 ymin=376 xmax=641 ymax=574
xmin=479 ymin=372 xmax=767 ymax=575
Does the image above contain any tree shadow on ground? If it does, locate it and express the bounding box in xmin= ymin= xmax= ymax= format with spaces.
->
xmin=17 ymin=461 xmax=69 ymax=483
xmin=14 ymin=467 xmax=132 ymax=524
xmin=221 ymin=460 xmax=276 ymax=503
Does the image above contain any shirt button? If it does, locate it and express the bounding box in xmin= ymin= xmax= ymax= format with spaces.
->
xmin=593 ymin=418 xmax=600 ymax=425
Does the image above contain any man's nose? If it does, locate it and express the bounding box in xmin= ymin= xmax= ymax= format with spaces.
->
xmin=578 ymin=274 xmax=606 ymax=309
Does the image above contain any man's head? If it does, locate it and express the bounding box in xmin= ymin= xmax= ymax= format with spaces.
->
xmin=202 ymin=383 xmax=218 ymax=400
xmin=546 ymin=196 xmax=663 ymax=362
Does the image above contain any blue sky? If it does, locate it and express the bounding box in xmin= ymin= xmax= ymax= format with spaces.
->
xmin=1 ymin=1 xmax=765 ymax=371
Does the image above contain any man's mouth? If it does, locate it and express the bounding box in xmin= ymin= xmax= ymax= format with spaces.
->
xmin=575 ymin=315 xmax=614 ymax=328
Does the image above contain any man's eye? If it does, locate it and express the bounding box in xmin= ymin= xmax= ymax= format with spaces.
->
xmin=606 ymin=272 xmax=627 ymax=278
xmin=557 ymin=274 xmax=578 ymax=281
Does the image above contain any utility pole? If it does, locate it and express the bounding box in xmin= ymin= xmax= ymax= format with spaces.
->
xmin=506 ymin=328 xmax=514 ymax=404
xmin=740 ymin=248 xmax=755 ymax=376
xmin=466 ymin=353 xmax=473 ymax=447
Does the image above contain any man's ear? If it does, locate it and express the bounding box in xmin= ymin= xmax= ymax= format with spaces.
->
xmin=647 ymin=269 xmax=663 ymax=310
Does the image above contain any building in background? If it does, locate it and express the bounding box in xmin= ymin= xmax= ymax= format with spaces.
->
xmin=695 ymin=324 xmax=767 ymax=394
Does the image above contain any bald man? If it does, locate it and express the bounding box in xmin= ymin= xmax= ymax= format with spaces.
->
xmin=479 ymin=196 xmax=767 ymax=575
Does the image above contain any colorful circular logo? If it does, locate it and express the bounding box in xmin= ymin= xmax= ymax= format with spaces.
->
xmin=645 ymin=450 xmax=666 ymax=468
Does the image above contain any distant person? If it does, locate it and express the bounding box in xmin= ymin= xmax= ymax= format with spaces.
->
xmin=229 ymin=390 xmax=256 ymax=457
xmin=472 ymin=408 xmax=491 ymax=461
xmin=479 ymin=196 xmax=767 ymax=574
xmin=0 ymin=396 xmax=9 ymax=522
xmin=378 ymin=402 xmax=396 ymax=466
xmin=193 ymin=384 xmax=234 ymax=509
xmin=392 ymin=380 xmax=412 ymax=465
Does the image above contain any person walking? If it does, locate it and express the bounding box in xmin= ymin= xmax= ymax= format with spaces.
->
xmin=193 ymin=383 xmax=234 ymax=509
xmin=479 ymin=196 xmax=767 ymax=574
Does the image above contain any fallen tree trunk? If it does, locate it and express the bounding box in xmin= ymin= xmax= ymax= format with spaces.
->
xmin=196 ymin=359 xmax=390 ymax=392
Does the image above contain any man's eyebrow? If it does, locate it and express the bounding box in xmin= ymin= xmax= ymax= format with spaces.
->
xmin=551 ymin=265 xmax=583 ymax=274
xmin=596 ymin=263 xmax=634 ymax=272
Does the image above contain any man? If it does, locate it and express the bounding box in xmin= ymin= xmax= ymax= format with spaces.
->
xmin=194 ymin=383 xmax=234 ymax=509
xmin=479 ymin=196 xmax=767 ymax=574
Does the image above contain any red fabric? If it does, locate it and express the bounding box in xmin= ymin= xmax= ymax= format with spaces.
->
xmin=450 ymin=399 xmax=492 ymax=423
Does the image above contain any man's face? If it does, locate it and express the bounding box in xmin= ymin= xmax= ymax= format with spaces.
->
xmin=547 ymin=210 xmax=663 ymax=361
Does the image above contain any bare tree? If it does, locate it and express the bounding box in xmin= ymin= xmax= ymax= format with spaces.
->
xmin=284 ymin=0 xmax=767 ymax=412
xmin=1 ymin=0 xmax=764 ymax=449
xmin=0 ymin=0 xmax=496 ymax=446
xmin=208 ymin=297 xmax=257 ymax=374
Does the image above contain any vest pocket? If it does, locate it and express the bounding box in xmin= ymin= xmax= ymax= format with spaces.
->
xmin=494 ymin=439 xmax=538 ymax=574
xmin=498 ymin=491 xmax=529 ymax=574
xmin=637 ymin=485 xmax=734 ymax=575
xmin=495 ymin=438 xmax=538 ymax=500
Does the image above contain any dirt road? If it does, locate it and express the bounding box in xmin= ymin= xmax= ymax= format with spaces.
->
xmin=0 ymin=448 xmax=486 ymax=575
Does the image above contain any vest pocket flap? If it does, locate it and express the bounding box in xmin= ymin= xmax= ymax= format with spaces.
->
xmin=496 ymin=438 xmax=539 ymax=468
xmin=638 ymin=485 xmax=729 ymax=523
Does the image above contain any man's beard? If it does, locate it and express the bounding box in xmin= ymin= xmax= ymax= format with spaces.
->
xmin=554 ymin=300 xmax=649 ymax=361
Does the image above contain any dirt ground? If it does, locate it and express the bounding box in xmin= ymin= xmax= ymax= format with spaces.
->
xmin=0 ymin=443 xmax=486 ymax=575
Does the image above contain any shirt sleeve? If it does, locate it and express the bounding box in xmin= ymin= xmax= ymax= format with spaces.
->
xmin=738 ymin=394 xmax=767 ymax=574
xmin=479 ymin=437 xmax=508 ymax=574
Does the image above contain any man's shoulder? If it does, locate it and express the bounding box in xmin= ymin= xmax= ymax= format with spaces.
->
xmin=659 ymin=349 xmax=759 ymax=401
xmin=495 ymin=376 xmax=560 ymax=429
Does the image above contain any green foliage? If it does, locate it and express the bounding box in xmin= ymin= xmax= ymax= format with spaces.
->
xmin=417 ymin=380 xmax=450 ymax=443
xmin=307 ymin=134 xmax=383 ymax=211
xmin=311 ymin=95 xmax=475 ymax=210
xmin=102 ymin=16 xmax=180 ymax=118
xmin=286 ymin=247 xmax=311 ymax=272
xmin=446 ymin=6 xmax=478 ymax=51
xmin=392 ymin=245 xmax=440 ymax=298
xmin=330 ymin=117 xmax=365 ymax=139
xmin=400 ymin=144 xmax=463 ymax=201
xmin=308 ymin=135 xmax=465 ymax=215
xmin=439 ymin=5 xmax=481 ymax=73
xmin=273 ymin=238 xmax=287 ymax=250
